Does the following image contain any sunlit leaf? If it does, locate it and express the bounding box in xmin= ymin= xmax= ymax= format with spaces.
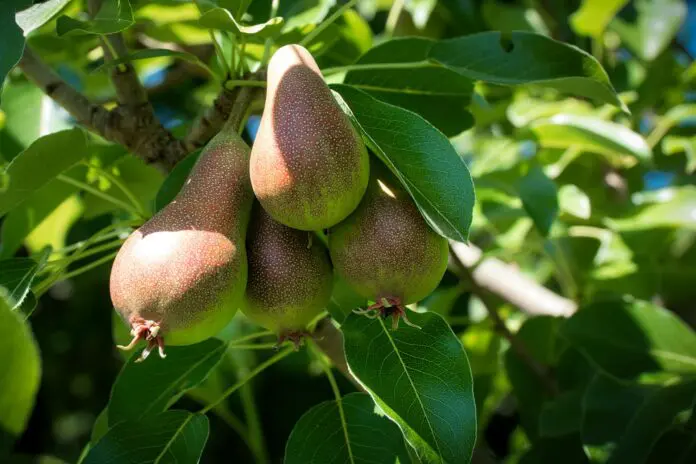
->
xmin=56 ymin=0 xmax=134 ymax=36
xmin=333 ymin=85 xmax=475 ymax=242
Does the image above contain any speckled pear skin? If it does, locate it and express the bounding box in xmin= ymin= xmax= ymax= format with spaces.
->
xmin=242 ymin=204 xmax=333 ymax=333
xmin=250 ymin=44 xmax=369 ymax=231
xmin=109 ymin=129 xmax=254 ymax=346
xmin=329 ymin=159 xmax=449 ymax=305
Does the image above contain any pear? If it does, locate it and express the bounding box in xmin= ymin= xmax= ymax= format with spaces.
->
xmin=328 ymin=159 xmax=448 ymax=327
xmin=110 ymin=128 xmax=253 ymax=360
xmin=242 ymin=204 xmax=333 ymax=345
xmin=250 ymin=44 xmax=369 ymax=231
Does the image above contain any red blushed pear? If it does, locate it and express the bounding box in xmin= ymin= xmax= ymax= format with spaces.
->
xmin=109 ymin=128 xmax=254 ymax=361
xmin=250 ymin=44 xmax=369 ymax=231
xmin=328 ymin=159 xmax=449 ymax=329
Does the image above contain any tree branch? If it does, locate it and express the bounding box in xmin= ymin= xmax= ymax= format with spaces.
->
xmin=450 ymin=246 xmax=559 ymax=396
xmin=449 ymin=241 xmax=577 ymax=317
xmin=18 ymin=47 xmax=190 ymax=172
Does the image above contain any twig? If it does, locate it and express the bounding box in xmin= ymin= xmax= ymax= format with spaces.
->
xmin=312 ymin=318 xmax=364 ymax=391
xmin=449 ymin=244 xmax=559 ymax=396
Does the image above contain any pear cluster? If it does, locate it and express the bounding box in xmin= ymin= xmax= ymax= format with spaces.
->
xmin=109 ymin=45 xmax=448 ymax=360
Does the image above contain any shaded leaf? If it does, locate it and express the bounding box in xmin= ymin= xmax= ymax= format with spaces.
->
xmin=0 ymin=249 xmax=50 ymax=310
xmin=108 ymin=338 xmax=226 ymax=426
xmin=560 ymin=299 xmax=696 ymax=379
xmin=342 ymin=311 xmax=477 ymax=463
xmin=582 ymin=372 xmax=696 ymax=463
xmin=57 ymin=0 xmax=134 ymax=36
xmin=344 ymin=38 xmax=474 ymax=137
xmin=429 ymin=32 xmax=625 ymax=111
xmin=0 ymin=0 xmax=29 ymax=105
xmin=83 ymin=411 xmax=209 ymax=464
xmin=332 ymin=85 xmax=475 ymax=242
xmin=285 ymin=392 xmax=409 ymax=463
xmin=518 ymin=165 xmax=558 ymax=236
xmin=154 ymin=150 xmax=201 ymax=213
xmin=0 ymin=128 xmax=89 ymax=217
xmin=0 ymin=298 xmax=40 ymax=454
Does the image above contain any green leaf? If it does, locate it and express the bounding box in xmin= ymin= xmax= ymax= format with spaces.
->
xmin=0 ymin=298 xmax=41 ymax=454
xmin=108 ymin=338 xmax=226 ymax=426
xmin=199 ymin=7 xmax=284 ymax=39
xmin=83 ymin=411 xmax=209 ymax=464
xmin=582 ymin=372 xmax=696 ymax=463
xmin=344 ymin=38 xmax=474 ymax=137
xmin=15 ymin=0 xmax=71 ymax=35
xmin=56 ymin=0 xmax=134 ymax=36
xmin=332 ymin=84 xmax=475 ymax=242
xmin=0 ymin=0 xmax=29 ymax=105
xmin=0 ymin=81 xmax=70 ymax=160
xmin=611 ymin=186 xmax=696 ymax=231
xmin=518 ymin=165 xmax=558 ymax=236
xmin=342 ymin=311 xmax=477 ymax=463
xmin=504 ymin=316 xmax=563 ymax=440
xmin=530 ymin=115 xmax=651 ymax=166
xmin=285 ymin=392 xmax=409 ymax=463
xmin=154 ymin=150 xmax=201 ymax=212
xmin=570 ymin=0 xmax=629 ymax=38
xmin=662 ymin=136 xmax=696 ymax=174
xmin=610 ymin=0 xmax=686 ymax=62
xmin=0 ymin=249 xmax=50 ymax=311
xmin=539 ymin=389 xmax=584 ymax=437
xmin=561 ymin=299 xmax=696 ymax=379
xmin=429 ymin=32 xmax=626 ymax=111
xmin=0 ymin=128 xmax=89 ymax=217
xmin=558 ymin=185 xmax=591 ymax=220
xmin=93 ymin=48 xmax=214 ymax=77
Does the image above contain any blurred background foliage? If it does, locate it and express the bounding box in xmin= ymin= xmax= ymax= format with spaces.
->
xmin=1 ymin=0 xmax=696 ymax=463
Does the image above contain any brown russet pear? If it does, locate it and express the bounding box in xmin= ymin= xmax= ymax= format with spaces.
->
xmin=242 ymin=204 xmax=333 ymax=343
xmin=250 ymin=44 xmax=369 ymax=231
xmin=109 ymin=127 xmax=254 ymax=361
xmin=329 ymin=159 xmax=448 ymax=327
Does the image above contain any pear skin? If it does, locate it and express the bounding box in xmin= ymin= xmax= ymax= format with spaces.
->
xmin=242 ymin=204 xmax=333 ymax=343
xmin=250 ymin=44 xmax=369 ymax=231
xmin=110 ymin=129 xmax=253 ymax=360
xmin=329 ymin=159 xmax=448 ymax=325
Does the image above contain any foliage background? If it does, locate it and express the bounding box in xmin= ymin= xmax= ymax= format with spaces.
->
xmin=1 ymin=0 xmax=696 ymax=463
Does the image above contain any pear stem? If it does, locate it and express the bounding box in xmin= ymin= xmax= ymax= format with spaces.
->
xmin=224 ymin=84 xmax=261 ymax=133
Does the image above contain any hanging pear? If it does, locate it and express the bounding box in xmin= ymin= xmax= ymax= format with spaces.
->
xmin=329 ymin=159 xmax=449 ymax=328
xmin=242 ymin=204 xmax=333 ymax=345
xmin=110 ymin=127 xmax=254 ymax=361
xmin=250 ymin=44 xmax=369 ymax=231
